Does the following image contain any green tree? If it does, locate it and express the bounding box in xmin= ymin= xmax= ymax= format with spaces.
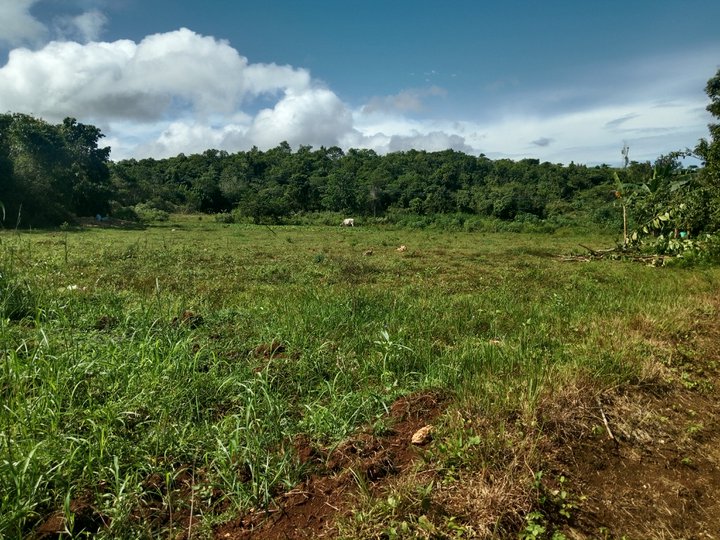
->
xmin=695 ymin=68 xmax=720 ymax=231
xmin=60 ymin=118 xmax=112 ymax=216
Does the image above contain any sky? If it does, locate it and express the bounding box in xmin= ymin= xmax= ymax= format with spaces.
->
xmin=0 ymin=0 xmax=719 ymax=166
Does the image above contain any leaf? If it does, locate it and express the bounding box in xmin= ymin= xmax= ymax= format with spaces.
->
xmin=670 ymin=179 xmax=689 ymax=192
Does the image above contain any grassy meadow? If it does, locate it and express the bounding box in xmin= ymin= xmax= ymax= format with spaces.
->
xmin=1 ymin=216 xmax=718 ymax=538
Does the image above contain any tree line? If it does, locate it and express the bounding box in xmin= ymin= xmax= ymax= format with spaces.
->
xmin=1 ymin=69 xmax=719 ymax=235
xmin=109 ymin=143 xmax=623 ymax=225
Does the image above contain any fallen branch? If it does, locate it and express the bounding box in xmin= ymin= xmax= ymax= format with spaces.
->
xmin=596 ymin=396 xmax=618 ymax=446
xmin=579 ymin=244 xmax=618 ymax=256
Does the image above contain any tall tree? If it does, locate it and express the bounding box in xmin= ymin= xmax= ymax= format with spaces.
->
xmin=694 ymin=68 xmax=720 ymax=232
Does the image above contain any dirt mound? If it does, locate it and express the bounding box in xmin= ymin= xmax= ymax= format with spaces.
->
xmin=35 ymin=494 xmax=108 ymax=539
xmin=214 ymin=391 xmax=446 ymax=539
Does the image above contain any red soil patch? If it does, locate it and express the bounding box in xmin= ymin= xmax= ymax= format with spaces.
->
xmin=214 ymin=391 xmax=446 ymax=539
xmin=34 ymin=493 xmax=109 ymax=539
xmin=565 ymin=388 xmax=720 ymax=535
xmin=542 ymin=297 xmax=720 ymax=538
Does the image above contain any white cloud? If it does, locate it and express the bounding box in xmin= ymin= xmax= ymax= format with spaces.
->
xmin=0 ymin=27 xmax=360 ymax=158
xmin=247 ymin=87 xmax=353 ymax=149
xmin=134 ymin=120 xmax=250 ymax=159
xmin=0 ymin=0 xmax=47 ymax=46
xmin=0 ymin=22 xmax=715 ymax=164
xmin=0 ymin=28 xmax=329 ymax=125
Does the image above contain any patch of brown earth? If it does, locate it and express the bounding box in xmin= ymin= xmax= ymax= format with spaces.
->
xmin=565 ymin=388 xmax=720 ymax=539
xmin=34 ymin=493 xmax=109 ymax=539
xmin=171 ymin=310 xmax=204 ymax=329
xmin=543 ymin=296 xmax=720 ymax=539
xmin=214 ymin=391 xmax=446 ymax=540
xmin=251 ymin=340 xmax=286 ymax=359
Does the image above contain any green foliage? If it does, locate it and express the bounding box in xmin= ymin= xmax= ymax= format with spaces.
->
xmin=694 ymin=68 xmax=720 ymax=231
xmin=108 ymin=144 xmax=619 ymax=228
xmin=521 ymin=473 xmax=578 ymax=540
xmin=133 ymin=202 xmax=169 ymax=222
xmin=0 ymin=114 xmax=111 ymax=226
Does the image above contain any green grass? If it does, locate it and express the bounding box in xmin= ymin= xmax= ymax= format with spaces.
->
xmin=1 ymin=217 xmax=718 ymax=538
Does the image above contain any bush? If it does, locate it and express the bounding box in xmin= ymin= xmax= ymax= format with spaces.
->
xmin=134 ymin=203 xmax=169 ymax=222
xmin=109 ymin=204 xmax=140 ymax=221
xmin=214 ymin=211 xmax=235 ymax=223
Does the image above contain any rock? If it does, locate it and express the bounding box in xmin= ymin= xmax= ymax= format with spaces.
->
xmin=411 ymin=425 xmax=434 ymax=445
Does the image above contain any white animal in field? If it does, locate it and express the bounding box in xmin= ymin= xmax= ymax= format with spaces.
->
xmin=341 ymin=218 xmax=355 ymax=227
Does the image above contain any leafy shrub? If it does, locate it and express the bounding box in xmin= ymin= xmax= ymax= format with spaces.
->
xmin=109 ymin=204 xmax=140 ymax=221
xmin=656 ymin=233 xmax=720 ymax=266
xmin=214 ymin=211 xmax=234 ymax=223
xmin=134 ymin=203 xmax=169 ymax=222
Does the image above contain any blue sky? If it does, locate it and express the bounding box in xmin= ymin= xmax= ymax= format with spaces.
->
xmin=1 ymin=0 xmax=719 ymax=165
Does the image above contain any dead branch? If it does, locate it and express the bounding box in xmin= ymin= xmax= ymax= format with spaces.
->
xmin=596 ymin=396 xmax=618 ymax=446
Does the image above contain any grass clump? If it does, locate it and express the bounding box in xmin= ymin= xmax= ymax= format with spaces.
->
xmin=0 ymin=267 xmax=36 ymax=320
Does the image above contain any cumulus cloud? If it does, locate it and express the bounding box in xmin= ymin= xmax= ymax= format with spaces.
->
xmin=342 ymin=129 xmax=473 ymax=155
xmin=0 ymin=0 xmax=47 ymax=46
xmin=0 ymin=28 xmax=316 ymax=122
xmin=387 ymin=131 xmax=473 ymax=153
xmin=134 ymin=120 xmax=250 ymax=159
xmin=0 ymin=26 xmax=362 ymax=158
xmin=247 ymin=87 xmax=353 ymax=149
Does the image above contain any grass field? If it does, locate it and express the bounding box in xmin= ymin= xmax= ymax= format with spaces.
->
xmin=1 ymin=216 xmax=719 ymax=538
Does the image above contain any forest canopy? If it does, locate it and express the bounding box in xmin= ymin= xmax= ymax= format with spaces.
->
xmin=1 ymin=69 xmax=719 ymax=234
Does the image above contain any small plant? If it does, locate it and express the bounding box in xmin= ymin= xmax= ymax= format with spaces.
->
xmin=522 ymin=472 xmax=580 ymax=539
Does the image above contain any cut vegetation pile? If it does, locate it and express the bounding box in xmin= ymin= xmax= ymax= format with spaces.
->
xmin=1 ymin=216 xmax=719 ymax=539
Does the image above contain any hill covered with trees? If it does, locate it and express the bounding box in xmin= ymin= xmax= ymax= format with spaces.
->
xmin=2 ymin=69 xmax=719 ymax=239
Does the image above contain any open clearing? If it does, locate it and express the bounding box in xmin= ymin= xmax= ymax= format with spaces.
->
xmin=2 ymin=216 xmax=719 ymax=539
